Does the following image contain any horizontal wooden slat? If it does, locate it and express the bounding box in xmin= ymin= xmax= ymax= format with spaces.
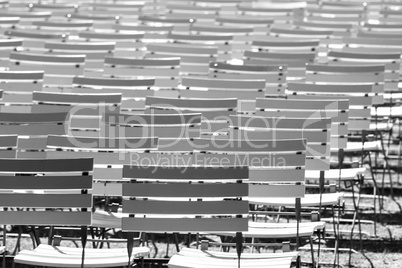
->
xmin=73 ymin=76 xmax=155 ymax=87
xmin=249 ymin=184 xmax=305 ymax=198
xmin=0 ymin=175 xmax=92 ymax=189
xmin=105 ymin=57 xmax=180 ymax=66
xmin=228 ymin=129 xmax=330 ymax=143
xmin=0 ymin=211 xmax=91 ymax=225
xmin=230 ymin=115 xmax=331 ymax=129
xmin=192 ymin=138 xmax=306 ymax=152
xmin=47 ymin=135 xmax=158 ymax=150
xmin=103 ymin=126 xmax=201 ymax=138
xmin=249 ymin=169 xmax=305 ymax=183
xmin=123 ymin=165 xmax=248 ymax=180
xmin=194 ymin=153 xmax=305 ymax=167
xmin=182 ymin=77 xmax=265 ymax=89
xmin=33 ymin=92 xmax=122 ymax=104
xmin=0 ymin=112 xmax=68 ymax=123
xmin=0 ymin=194 xmax=91 ymax=208
xmin=0 ymin=125 xmax=66 ymax=135
xmin=0 ymin=134 xmax=17 ymax=148
xmin=0 ymin=158 xmax=93 ymax=173
xmin=122 ymin=218 xmax=248 ymax=232
xmin=104 ymin=112 xmax=202 ymax=125
xmin=145 ymin=96 xmax=237 ymax=109
xmin=123 ymin=183 xmax=248 ymax=198
xmin=123 ymin=200 xmax=248 ymax=215
xmin=256 ymin=98 xmax=349 ymax=110
xmin=288 ymin=82 xmax=374 ymax=93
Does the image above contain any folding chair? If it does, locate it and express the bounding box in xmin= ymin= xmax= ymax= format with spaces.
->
xmin=145 ymin=95 xmax=237 ymax=135
xmin=8 ymin=52 xmax=86 ymax=86
xmin=11 ymin=158 xmax=149 ymax=268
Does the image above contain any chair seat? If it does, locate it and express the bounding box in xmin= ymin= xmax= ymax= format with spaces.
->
xmin=249 ymin=193 xmax=343 ymax=207
xmin=14 ymin=244 xmax=150 ymax=268
xmin=168 ymin=247 xmax=298 ymax=268
xmin=217 ymin=221 xmax=325 ymax=239
xmin=92 ymin=209 xmax=123 ymax=229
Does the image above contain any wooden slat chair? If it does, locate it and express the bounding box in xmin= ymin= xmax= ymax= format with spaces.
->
xmin=0 ymin=10 xmax=51 ymax=26
xmin=138 ymin=15 xmax=196 ymax=32
xmin=214 ymin=15 xmax=273 ymax=33
xmin=4 ymin=29 xmax=66 ymax=49
xmin=0 ymin=39 xmax=23 ymax=68
xmin=234 ymin=2 xmax=306 ymax=24
xmin=31 ymin=91 xmax=122 ymax=137
xmin=191 ymin=138 xmax=325 ymax=240
xmin=103 ymin=56 xmax=181 ymax=91
xmin=303 ymin=64 xmax=392 ymax=159
xmin=0 ymin=70 xmax=43 ymax=105
xmin=164 ymin=4 xmax=221 ymax=21
xmin=227 ymin=115 xmax=332 ymax=173
xmin=247 ymin=38 xmax=320 ymax=80
xmin=189 ymin=23 xmax=255 ymax=58
xmin=304 ymin=6 xmax=366 ymax=24
xmin=43 ymin=40 xmax=116 ymax=73
xmin=110 ymin=23 xmax=173 ymax=41
xmin=292 ymin=20 xmax=355 ymax=38
xmin=122 ymin=165 xmax=279 ymax=268
xmin=0 ymin=134 xmax=17 ymax=158
xmin=0 ymin=17 xmax=20 ymax=35
xmin=208 ymin=61 xmax=288 ymax=97
xmin=165 ymin=32 xmax=234 ymax=61
xmin=10 ymin=2 xmax=78 ymax=17
xmin=45 ymin=135 xmax=158 ymax=191
xmin=71 ymin=76 xmax=155 ymax=112
xmin=243 ymin=50 xmax=315 ymax=81
xmin=287 ymin=82 xmax=377 ymax=139
xmin=0 ymin=110 xmax=69 ymax=158
xmin=145 ymin=96 xmax=237 ymax=135
xmin=77 ymin=1 xmax=146 ymax=22
xmin=325 ymin=50 xmax=400 ymax=95
xmin=253 ymin=98 xmax=366 ymax=233
xmin=145 ymin=42 xmax=218 ymax=75
xmin=77 ymin=30 xmax=145 ymax=58
xmin=334 ymin=37 xmax=401 ymax=92
xmin=29 ymin=20 xmax=94 ymax=35
xmin=11 ymin=157 xmax=150 ymax=268
xmin=180 ymin=76 xmax=265 ymax=113
xmin=100 ymin=112 xmax=202 ymax=141
xmin=8 ymin=52 xmax=86 ymax=86
xmin=255 ymin=98 xmax=349 ymax=158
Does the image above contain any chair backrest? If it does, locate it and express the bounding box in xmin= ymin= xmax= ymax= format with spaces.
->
xmin=180 ymin=76 xmax=265 ymax=103
xmin=72 ymin=76 xmax=155 ymax=111
xmin=255 ymin=98 xmax=349 ymax=150
xmin=287 ymin=82 xmax=374 ymax=132
xmin=9 ymin=52 xmax=86 ymax=86
xmin=0 ymin=111 xmax=69 ymax=157
xmin=145 ymin=96 xmax=237 ymax=135
xmin=228 ymin=114 xmax=332 ymax=171
xmin=121 ymin=165 xmax=249 ymax=233
xmin=103 ymin=56 xmax=181 ymax=89
xmin=0 ymin=70 xmax=43 ymax=104
xmin=192 ymin=138 xmax=306 ymax=198
xmin=46 ymin=135 xmax=158 ymax=197
xmin=0 ymin=158 xmax=93 ymax=226
xmin=0 ymin=134 xmax=17 ymax=158
xmin=208 ymin=61 xmax=287 ymax=96
xmin=146 ymin=43 xmax=218 ymax=75
xmin=102 ymin=112 xmax=202 ymax=140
